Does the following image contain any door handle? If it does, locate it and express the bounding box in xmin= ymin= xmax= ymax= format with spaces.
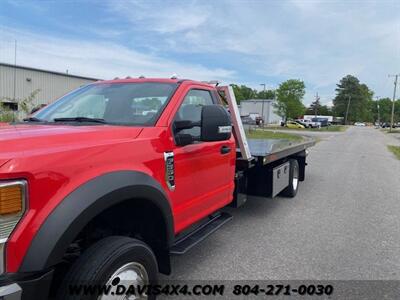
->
xmin=220 ymin=145 xmax=231 ymax=154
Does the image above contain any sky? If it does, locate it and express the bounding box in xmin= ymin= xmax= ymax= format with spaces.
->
xmin=1 ymin=0 xmax=399 ymax=106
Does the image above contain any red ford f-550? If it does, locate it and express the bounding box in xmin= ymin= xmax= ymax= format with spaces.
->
xmin=0 ymin=78 xmax=314 ymax=299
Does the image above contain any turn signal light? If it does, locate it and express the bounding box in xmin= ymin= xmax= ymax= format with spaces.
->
xmin=0 ymin=184 xmax=23 ymax=215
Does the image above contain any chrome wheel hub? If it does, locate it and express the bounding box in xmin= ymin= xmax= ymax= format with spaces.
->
xmin=292 ymin=165 xmax=299 ymax=190
xmin=99 ymin=262 xmax=149 ymax=300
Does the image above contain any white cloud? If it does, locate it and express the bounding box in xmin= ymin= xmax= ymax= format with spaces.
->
xmin=0 ymin=26 xmax=236 ymax=81
xmin=110 ymin=0 xmax=290 ymax=56
xmin=1 ymin=0 xmax=399 ymax=104
xmin=109 ymin=0 xmax=400 ymax=101
xmin=111 ymin=0 xmax=211 ymax=34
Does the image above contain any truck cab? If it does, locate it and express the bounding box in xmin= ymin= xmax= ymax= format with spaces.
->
xmin=0 ymin=78 xmax=313 ymax=299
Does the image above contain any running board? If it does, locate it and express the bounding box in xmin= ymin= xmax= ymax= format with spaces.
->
xmin=170 ymin=212 xmax=232 ymax=255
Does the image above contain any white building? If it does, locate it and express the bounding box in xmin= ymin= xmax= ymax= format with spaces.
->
xmin=0 ymin=63 xmax=99 ymax=115
xmin=240 ymin=99 xmax=282 ymax=124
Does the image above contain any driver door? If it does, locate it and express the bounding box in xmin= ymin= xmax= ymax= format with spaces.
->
xmin=171 ymin=88 xmax=236 ymax=232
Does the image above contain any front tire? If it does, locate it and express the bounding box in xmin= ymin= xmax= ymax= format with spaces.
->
xmin=280 ymin=159 xmax=300 ymax=197
xmin=58 ymin=236 xmax=158 ymax=300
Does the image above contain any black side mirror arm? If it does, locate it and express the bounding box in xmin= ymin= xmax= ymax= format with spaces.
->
xmin=175 ymin=133 xmax=196 ymax=146
xmin=174 ymin=120 xmax=201 ymax=132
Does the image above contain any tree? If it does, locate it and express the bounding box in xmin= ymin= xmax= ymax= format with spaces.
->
xmin=305 ymin=103 xmax=332 ymax=116
xmin=320 ymin=105 xmax=332 ymax=115
xmin=230 ymin=84 xmax=277 ymax=103
xmin=332 ymin=75 xmax=373 ymax=123
xmin=0 ymin=89 xmax=41 ymax=122
xmin=257 ymin=89 xmax=275 ymax=99
xmin=372 ymin=97 xmax=400 ymax=123
xmin=0 ymin=104 xmax=15 ymax=122
xmin=309 ymin=97 xmax=321 ymax=116
xmin=274 ymin=79 xmax=306 ymax=119
xmin=230 ymin=84 xmax=257 ymax=104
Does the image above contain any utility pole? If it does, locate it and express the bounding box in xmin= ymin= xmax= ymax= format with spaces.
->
xmin=388 ymin=74 xmax=399 ymax=132
xmin=13 ymin=40 xmax=17 ymax=102
xmin=375 ymin=96 xmax=380 ymax=126
xmin=260 ymin=83 xmax=266 ymax=127
xmin=314 ymin=92 xmax=320 ymax=117
xmin=344 ymin=95 xmax=351 ymax=125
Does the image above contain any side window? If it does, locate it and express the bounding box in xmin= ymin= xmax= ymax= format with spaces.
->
xmin=174 ymin=89 xmax=214 ymax=138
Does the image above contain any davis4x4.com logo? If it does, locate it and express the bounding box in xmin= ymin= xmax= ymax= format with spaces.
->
xmin=68 ymin=277 xmax=225 ymax=297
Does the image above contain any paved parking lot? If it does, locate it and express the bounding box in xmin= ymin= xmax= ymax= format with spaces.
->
xmin=166 ymin=127 xmax=400 ymax=281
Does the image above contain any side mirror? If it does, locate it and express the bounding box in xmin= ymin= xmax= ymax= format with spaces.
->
xmin=201 ymin=105 xmax=232 ymax=142
xmin=174 ymin=120 xmax=196 ymax=131
xmin=175 ymin=133 xmax=193 ymax=147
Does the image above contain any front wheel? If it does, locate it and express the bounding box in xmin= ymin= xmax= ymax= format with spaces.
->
xmin=58 ymin=236 xmax=158 ymax=300
xmin=280 ymin=159 xmax=300 ymax=197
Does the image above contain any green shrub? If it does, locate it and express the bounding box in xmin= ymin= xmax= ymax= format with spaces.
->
xmin=0 ymin=89 xmax=41 ymax=122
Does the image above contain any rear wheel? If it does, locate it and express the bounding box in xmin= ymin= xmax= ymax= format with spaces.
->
xmin=57 ymin=236 xmax=158 ymax=300
xmin=280 ymin=159 xmax=299 ymax=197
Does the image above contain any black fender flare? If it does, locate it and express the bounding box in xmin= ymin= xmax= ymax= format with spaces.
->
xmin=19 ymin=170 xmax=174 ymax=272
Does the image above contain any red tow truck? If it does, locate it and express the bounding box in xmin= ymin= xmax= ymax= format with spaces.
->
xmin=0 ymin=78 xmax=314 ymax=299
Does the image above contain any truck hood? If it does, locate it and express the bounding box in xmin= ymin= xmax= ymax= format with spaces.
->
xmin=0 ymin=158 xmax=10 ymax=168
xmin=0 ymin=123 xmax=143 ymax=162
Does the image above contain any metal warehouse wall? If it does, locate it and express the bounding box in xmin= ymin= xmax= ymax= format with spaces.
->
xmin=240 ymin=100 xmax=282 ymax=124
xmin=0 ymin=64 xmax=98 ymax=107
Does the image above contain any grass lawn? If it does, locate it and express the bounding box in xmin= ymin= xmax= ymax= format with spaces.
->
xmin=266 ymin=125 xmax=347 ymax=132
xmin=246 ymin=129 xmax=303 ymax=141
xmin=382 ymin=129 xmax=400 ymax=134
xmin=387 ymin=145 xmax=400 ymax=160
xmin=312 ymin=125 xmax=347 ymax=132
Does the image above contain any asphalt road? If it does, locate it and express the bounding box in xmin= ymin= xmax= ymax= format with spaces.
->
xmin=165 ymin=127 xmax=400 ymax=283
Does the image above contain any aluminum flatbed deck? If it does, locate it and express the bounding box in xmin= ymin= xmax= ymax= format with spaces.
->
xmin=246 ymin=137 xmax=315 ymax=164
xmin=236 ymin=137 xmax=315 ymax=169
xmin=216 ymin=85 xmax=315 ymax=167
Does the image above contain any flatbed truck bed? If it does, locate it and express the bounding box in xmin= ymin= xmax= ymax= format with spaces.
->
xmin=213 ymin=85 xmax=315 ymax=207
xmin=243 ymin=137 xmax=315 ymax=165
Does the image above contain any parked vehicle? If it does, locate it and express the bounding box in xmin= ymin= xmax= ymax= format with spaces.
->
xmin=296 ymin=118 xmax=321 ymax=128
xmin=241 ymin=115 xmax=263 ymax=127
xmin=286 ymin=121 xmax=305 ymax=129
xmin=311 ymin=117 xmax=329 ymax=127
xmin=0 ymin=78 xmax=314 ymax=299
xmin=354 ymin=122 xmax=366 ymax=127
xmin=255 ymin=116 xmax=264 ymax=126
xmin=241 ymin=115 xmax=256 ymax=125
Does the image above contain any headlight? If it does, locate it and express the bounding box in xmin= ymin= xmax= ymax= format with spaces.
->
xmin=0 ymin=180 xmax=27 ymax=273
xmin=0 ymin=180 xmax=27 ymax=242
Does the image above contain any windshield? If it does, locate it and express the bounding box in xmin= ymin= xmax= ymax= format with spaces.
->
xmin=35 ymin=82 xmax=177 ymax=125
